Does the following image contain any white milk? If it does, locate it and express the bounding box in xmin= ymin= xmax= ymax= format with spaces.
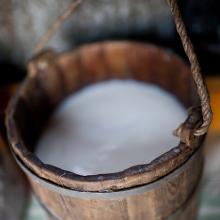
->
xmin=36 ymin=80 xmax=186 ymax=175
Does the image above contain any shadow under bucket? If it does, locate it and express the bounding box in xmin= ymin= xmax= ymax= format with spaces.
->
xmin=6 ymin=41 xmax=206 ymax=220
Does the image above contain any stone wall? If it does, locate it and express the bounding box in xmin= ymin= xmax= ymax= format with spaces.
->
xmin=0 ymin=0 xmax=172 ymax=63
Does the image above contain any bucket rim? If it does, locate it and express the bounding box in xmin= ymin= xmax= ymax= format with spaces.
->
xmin=5 ymin=41 xmax=205 ymax=192
xmin=13 ymin=146 xmax=202 ymax=198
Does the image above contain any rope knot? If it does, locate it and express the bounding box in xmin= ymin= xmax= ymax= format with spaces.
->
xmin=173 ymin=107 xmax=203 ymax=146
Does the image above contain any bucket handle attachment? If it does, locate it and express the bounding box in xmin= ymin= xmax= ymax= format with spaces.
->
xmin=32 ymin=0 xmax=212 ymax=146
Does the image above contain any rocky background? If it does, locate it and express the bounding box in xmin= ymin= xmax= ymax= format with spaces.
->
xmin=0 ymin=0 xmax=172 ymax=63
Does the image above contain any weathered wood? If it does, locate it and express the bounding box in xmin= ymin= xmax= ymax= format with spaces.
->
xmin=6 ymin=41 xmax=205 ymax=219
xmin=0 ymin=137 xmax=28 ymax=220
xmin=0 ymin=84 xmax=28 ymax=220
xmin=28 ymin=147 xmax=202 ymax=220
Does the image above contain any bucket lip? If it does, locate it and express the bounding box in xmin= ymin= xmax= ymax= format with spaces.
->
xmin=13 ymin=146 xmax=202 ymax=198
xmin=5 ymin=41 xmax=204 ymax=192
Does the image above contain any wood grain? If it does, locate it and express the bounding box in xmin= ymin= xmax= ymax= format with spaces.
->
xmin=30 ymin=147 xmax=202 ymax=220
xmin=6 ymin=41 xmax=205 ymax=219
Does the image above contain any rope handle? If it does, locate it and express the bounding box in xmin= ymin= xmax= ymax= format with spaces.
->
xmin=167 ymin=0 xmax=212 ymax=142
xmin=34 ymin=0 xmax=82 ymax=54
xmin=33 ymin=0 xmax=212 ymax=144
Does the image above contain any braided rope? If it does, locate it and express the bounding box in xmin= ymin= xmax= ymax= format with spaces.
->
xmin=167 ymin=0 xmax=212 ymax=136
xmin=34 ymin=0 xmax=82 ymax=54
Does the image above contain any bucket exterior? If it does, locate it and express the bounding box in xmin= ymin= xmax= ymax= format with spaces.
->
xmin=47 ymin=190 xmax=199 ymax=220
xmin=6 ymin=42 xmax=205 ymax=220
xmin=17 ymin=147 xmax=203 ymax=220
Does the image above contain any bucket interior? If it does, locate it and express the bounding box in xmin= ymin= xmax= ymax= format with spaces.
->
xmin=12 ymin=42 xmax=198 ymax=154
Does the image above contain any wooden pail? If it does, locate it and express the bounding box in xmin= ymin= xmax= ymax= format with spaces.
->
xmin=6 ymin=41 xmax=205 ymax=220
xmin=5 ymin=1 xmax=212 ymax=220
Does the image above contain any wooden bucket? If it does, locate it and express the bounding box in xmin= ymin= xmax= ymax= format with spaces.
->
xmin=0 ymin=83 xmax=28 ymax=220
xmin=6 ymin=41 xmax=203 ymax=220
xmin=5 ymin=1 xmax=212 ymax=220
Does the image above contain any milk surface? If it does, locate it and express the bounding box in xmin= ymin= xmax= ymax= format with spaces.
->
xmin=36 ymin=80 xmax=186 ymax=175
